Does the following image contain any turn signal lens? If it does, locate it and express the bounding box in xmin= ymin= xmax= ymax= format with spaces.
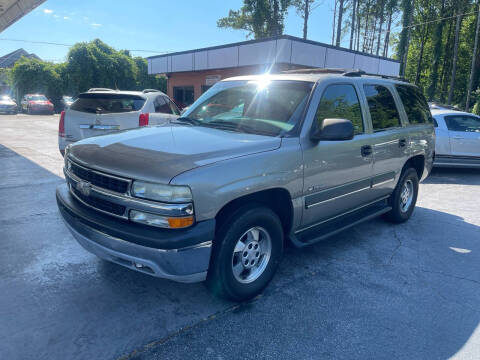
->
xmin=167 ymin=216 xmax=194 ymax=228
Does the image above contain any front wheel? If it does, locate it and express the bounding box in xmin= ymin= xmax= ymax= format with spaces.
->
xmin=384 ymin=168 xmax=419 ymax=223
xmin=206 ymin=206 xmax=284 ymax=301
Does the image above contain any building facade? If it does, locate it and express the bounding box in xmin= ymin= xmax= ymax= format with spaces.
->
xmin=147 ymin=35 xmax=401 ymax=108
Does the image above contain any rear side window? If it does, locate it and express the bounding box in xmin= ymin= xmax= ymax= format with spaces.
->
xmin=154 ymin=96 xmax=173 ymax=114
xmin=314 ymin=84 xmax=364 ymax=134
xmin=364 ymin=84 xmax=401 ymax=131
xmin=395 ymin=85 xmax=432 ymax=125
xmin=444 ymin=115 xmax=480 ymax=132
xmin=70 ymin=93 xmax=145 ymax=114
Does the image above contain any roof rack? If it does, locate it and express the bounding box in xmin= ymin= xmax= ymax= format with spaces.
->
xmin=281 ymin=67 xmax=408 ymax=82
xmin=88 ymin=88 xmax=114 ymax=92
xmin=142 ymin=89 xmax=160 ymax=93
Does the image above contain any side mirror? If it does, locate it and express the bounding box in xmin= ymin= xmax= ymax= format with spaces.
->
xmin=310 ymin=118 xmax=354 ymax=141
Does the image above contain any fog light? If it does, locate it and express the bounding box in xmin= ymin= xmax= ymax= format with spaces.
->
xmin=129 ymin=210 xmax=194 ymax=229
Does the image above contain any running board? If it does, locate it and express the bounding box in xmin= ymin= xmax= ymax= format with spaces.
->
xmin=290 ymin=200 xmax=392 ymax=248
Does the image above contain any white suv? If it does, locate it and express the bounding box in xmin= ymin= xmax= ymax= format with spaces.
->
xmin=58 ymin=89 xmax=179 ymax=156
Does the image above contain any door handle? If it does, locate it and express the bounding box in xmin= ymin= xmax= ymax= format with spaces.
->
xmin=452 ymin=136 xmax=464 ymax=139
xmin=399 ymin=138 xmax=407 ymax=147
xmin=361 ymin=145 xmax=372 ymax=157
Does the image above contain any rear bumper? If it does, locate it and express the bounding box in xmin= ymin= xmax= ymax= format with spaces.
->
xmin=56 ymin=184 xmax=214 ymax=282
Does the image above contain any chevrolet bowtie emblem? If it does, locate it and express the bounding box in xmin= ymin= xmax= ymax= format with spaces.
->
xmin=76 ymin=181 xmax=92 ymax=197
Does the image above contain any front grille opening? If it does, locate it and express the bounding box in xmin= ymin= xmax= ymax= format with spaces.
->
xmin=70 ymin=162 xmax=129 ymax=194
xmin=72 ymin=187 xmax=126 ymax=216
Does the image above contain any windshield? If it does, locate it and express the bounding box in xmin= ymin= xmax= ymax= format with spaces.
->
xmin=182 ymin=79 xmax=313 ymax=136
xmin=70 ymin=93 xmax=146 ymax=114
xmin=28 ymin=95 xmax=47 ymax=101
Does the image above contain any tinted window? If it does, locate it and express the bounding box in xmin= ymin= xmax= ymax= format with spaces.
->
xmin=154 ymin=96 xmax=172 ymax=114
xmin=395 ymin=85 xmax=432 ymax=124
xmin=314 ymin=84 xmax=364 ymax=134
xmin=444 ymin=115 xmax=480 ymax=132
xmin=70 ymin=93 xmax=145 ymax=113
xmin=364 ymin=84 xmax=401 ymax=131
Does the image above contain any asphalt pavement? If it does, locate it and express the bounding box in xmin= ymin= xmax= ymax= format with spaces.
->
xmin=1 ymin=114 xmax=480 ymax=360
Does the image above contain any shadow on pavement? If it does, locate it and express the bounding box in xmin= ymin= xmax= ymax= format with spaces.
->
xmin=425 ymin=167 xmax=480 ymax=185
xmin=133 ymin=205 xmax=480 ymax=360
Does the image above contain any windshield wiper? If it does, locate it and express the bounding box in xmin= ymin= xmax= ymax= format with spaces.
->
xmin=203 ymin=120 xmax=275 ymax=136
xmin=170 ymin=117 xmax=201 ymax=126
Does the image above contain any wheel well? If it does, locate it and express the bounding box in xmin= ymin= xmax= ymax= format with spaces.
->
xmin=215 ymin=188 xmax=294 ymax=236
xmin=404 ymin=155 xmax=425 ymax=179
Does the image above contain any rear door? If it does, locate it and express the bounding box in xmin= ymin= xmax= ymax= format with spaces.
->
xmin=65 ymin=93 xmax=146 ymax=142
xmin=361 ymin=83 xmax=410 ymax=197
xmin=444 ymin=114 xmax=480 ymax=156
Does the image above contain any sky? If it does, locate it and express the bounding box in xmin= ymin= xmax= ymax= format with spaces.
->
xmin=1 ymin=0 xmax=367 ymax=62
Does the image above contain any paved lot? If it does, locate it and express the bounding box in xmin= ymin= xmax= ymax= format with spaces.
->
xmin=1 ymin=114 xmax=480 ymax=360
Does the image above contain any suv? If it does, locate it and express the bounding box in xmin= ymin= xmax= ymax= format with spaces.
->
xmin=56 ymin=70 xmax=435 ymax=301
xmin=58 ymin=89 xmax=180 ymax=156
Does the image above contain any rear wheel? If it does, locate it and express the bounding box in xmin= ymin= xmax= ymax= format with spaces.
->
xmin=384 ymin=168 xmax=419 ymax=223
xmin=206 ymin=206 xmax=284 ymax=301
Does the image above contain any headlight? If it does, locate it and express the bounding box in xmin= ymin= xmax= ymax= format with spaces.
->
xmin=131 ymin=181 xmax=192 ymax=203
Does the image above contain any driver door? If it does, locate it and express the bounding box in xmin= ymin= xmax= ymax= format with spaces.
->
xmin=301 ymin=82 xmax=375 ymax=227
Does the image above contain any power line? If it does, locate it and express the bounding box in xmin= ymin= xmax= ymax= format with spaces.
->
xmin=0 ymin=37 xmax=170 ymax=54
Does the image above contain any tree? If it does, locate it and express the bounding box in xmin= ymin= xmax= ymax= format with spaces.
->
xmin=397 ymin=0 xmax=414 ymax=76
xmin=292 ymin=0 xmax=319 ymax=39
xmin=336 ymin=0 xmax=345 ymax=46
xmin=10 ymin=57 xmax=64 ymax=108
xmin=425 ymin=0 xmax=446 ymax=100
xmin=349 ymin=0 xmax=357 ymax=49
xmin=448 ymin=8 xmax=463 ymax=105
xmin=466 ymin=2 xmax=480 ymax=111
xmin=217 ymin=0 xmax=291 ymax=39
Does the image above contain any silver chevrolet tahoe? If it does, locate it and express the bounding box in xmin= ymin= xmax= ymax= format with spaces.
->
xmin=56 ymin=69 xmax=435 ymax=301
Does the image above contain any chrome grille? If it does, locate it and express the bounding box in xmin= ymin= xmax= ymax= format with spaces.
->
xmin=69 ymin=161 xmax=130 ymax=194
xmin=71 ymin=186 xmax=126 ymax=216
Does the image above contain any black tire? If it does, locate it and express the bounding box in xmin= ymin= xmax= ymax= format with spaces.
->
xmin=384 ymin=168 xmax=419 ymax=223
xmin=206 ymin=205 xmax=284 ymax=301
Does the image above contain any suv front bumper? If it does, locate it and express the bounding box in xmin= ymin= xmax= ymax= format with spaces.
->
xmin=56 ymin=184 xmax=214 ymax=283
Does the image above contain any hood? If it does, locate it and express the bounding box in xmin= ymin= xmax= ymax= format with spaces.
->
xmin=69 ymin=124 xmax=282 ymax=184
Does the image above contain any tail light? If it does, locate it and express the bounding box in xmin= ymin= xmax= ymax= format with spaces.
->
xmin=59 ymin=111 xmax=65 ymax=137
xmin=139 ymin=113 xmax=149 ymax=127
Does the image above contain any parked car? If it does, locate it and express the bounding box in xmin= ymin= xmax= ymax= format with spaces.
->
xmin=60 ymin=96 xmax=75 ymax=111
xmin=21 ymin=94 xmax=54 ymax=115
xmin=432 ymin=109 xmax=480 ymax=167
xmin=0 ymin=95 xmax=18 ymax=114
xmin=56 ymin=70 xmax=435 ymax=301
xmin=58 ymin=89 xmax=180 ymax=156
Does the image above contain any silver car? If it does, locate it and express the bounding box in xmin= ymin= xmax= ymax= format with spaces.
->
xmin=56 ymin=70 xmax=435 ymax=301
xmin=58 ymin=89 xmax=180 ymax=155
xmin=432 ymin=109 xmax=480 ymax=168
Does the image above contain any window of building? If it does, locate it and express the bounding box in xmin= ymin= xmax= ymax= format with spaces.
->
xmin=173 ymin=86 xmax=194 ymax=108
xmin=314 ymin=84 xmax=364 ymax=135
xmin=444 ymin=115 xmax=480 ymax=132
xmin=395 ymin=84 xmax=432 ymax=125
xmin=364 ymin=84 xmax=401 ymax=131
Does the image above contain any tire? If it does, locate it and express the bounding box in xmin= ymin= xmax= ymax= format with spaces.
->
xmin=206 ymin=205 xmax=284 ymax=301
xmin=384 ymin=168 xmax=419 ymax=223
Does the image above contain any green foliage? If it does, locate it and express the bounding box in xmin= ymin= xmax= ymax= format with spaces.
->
xmin=217 ymin=0 xmax=291 ymax=39
xmin=11 ymin=57 xmax=63 ymax=105
xmin=9 ymin=39 xmax=166 ymax=107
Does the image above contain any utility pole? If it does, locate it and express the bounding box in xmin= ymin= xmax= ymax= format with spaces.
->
xmin=466 ymin=2 xmax=480 ymax=112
